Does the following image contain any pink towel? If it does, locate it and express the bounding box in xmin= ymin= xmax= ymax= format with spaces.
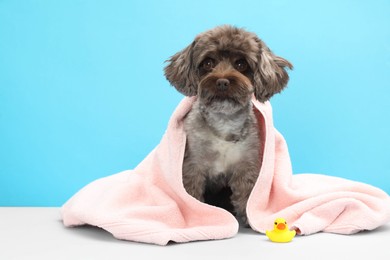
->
xmin=61 ymin=97 xmax=390 ymax=245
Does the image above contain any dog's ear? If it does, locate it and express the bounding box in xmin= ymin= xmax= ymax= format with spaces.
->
xmin=253 ymin=39 xmax=293 ymax=102
xmin=164 ymin=41 xmax=198 ymax=96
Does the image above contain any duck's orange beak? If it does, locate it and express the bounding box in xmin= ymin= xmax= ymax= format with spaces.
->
xmin=277 ymin=223 xmax=286 ymax=230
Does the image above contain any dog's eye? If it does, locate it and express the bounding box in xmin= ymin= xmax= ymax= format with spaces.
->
xmin=235 ymin=59 xmax=248 ymax=72
xmin=201 ymin=58 xmax=215 ymax=72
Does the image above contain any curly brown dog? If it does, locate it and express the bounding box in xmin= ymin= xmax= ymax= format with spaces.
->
xmin=165 ymin=25 xmax=292 ymax=224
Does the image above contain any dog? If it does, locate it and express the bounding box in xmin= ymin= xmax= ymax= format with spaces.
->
xmin=164 ymin=25 xmax=292 ymax=224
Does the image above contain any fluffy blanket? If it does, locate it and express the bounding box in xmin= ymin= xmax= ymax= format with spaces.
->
xmin=61 ymin=97 xmax=390 ymax=245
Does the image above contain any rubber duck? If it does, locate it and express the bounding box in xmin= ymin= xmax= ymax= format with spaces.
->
xmin=266 ymin=218 xmax=296 ymax=243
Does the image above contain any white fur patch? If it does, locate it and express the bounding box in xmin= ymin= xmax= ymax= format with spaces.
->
xmin=211 ymin=138 xmax=245 ymax=175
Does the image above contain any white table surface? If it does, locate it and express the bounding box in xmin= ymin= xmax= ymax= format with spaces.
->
xmin=1 ymin=207 xmax=389 ymax=260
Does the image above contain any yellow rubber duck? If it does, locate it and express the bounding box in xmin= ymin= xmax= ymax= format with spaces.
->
xmin=266 ymin=218 xmax=296 ymax=243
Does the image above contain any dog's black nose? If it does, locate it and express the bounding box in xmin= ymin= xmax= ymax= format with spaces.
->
xmin=216 ymin=78 xmax=230 ymax=90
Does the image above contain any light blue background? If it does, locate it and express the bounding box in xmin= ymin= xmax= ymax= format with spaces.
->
xmin=1 ymin=0 xmax=389 ymax=206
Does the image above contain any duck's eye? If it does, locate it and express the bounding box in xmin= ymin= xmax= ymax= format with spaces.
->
xmin=234 ymin=59 xmax=248 ymax=72
xmin=200 ymin=58 xmax=215 ymax=72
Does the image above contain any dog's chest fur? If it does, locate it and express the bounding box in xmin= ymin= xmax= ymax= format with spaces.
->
xmin=183 ymin=101 xmax=260 ymax=179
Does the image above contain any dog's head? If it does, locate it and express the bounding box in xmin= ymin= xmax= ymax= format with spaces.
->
xmin=164 ymin=25 xmax=292 ymax=106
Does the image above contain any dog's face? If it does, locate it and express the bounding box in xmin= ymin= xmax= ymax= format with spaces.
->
xmin=164 ymin=25 xmax=292 ymax=106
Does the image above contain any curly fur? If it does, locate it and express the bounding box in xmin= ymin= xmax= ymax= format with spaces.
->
xmin=164 ymin=25 xmax=292 ymax=223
